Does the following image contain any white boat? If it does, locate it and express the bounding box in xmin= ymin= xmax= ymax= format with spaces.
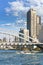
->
xmin=16 ymin=51 xmax=32 ymax=54
xmin=20 ymin=51 xmax=32 ymax=54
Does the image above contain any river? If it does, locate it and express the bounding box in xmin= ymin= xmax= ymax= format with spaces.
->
xmin=0 ymin=50 xmax=43 ymax=65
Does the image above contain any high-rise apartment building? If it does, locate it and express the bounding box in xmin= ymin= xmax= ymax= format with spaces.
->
xmin=36 ymin=15 xmax=41 ymax=37
xmin=27 ymin=9 xmax=41 ymax=40
xmin=19 ymin=28 xmax=29 ymax=43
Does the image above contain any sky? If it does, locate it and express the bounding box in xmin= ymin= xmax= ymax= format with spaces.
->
xmin=0 ymin=0 xmax=43 ymax=35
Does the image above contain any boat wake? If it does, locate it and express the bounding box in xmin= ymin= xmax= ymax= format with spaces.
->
xmin=16 ymin=51 xmax=35 ymax=54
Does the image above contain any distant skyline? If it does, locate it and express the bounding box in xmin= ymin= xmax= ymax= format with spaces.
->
xmin=0 ymin=0 xmax=43 ymax=33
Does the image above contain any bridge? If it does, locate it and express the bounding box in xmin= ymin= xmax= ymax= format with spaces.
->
xmin=0 ymin=28 xmax=43 ymax=50
xmin=0 ymin=28 xmax=39 ymax=43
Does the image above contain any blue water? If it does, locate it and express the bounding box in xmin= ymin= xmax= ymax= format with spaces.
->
xmin=0 ymin=50 xmax=43 ymax=65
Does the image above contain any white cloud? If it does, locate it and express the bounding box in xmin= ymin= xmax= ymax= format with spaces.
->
xmin=0 ymin=27 xmax=19 ymax=36
xmin=5 ymin=7 xmax=11 ymax=13
xmin=26 ymin=0 xmax=43 ymax=22
xmin=16 ymin=19 xmax=26 ymax=25
xmin=5 ymin=1 xmax=29 ymax=16
xmin=5 ymin=0 xmax=43 ymax=23
xmin=0 ymin=23 xmax=20 ymax=36
xmin=1 ymin=23 xmax=12 ymax=26
xmin=24 ymin=22 xmax=27 ymax=26
xmin=0 ymin=19 xmax=26 ymax=29
xmin=17 ymin=19 xmax=24 ymax=23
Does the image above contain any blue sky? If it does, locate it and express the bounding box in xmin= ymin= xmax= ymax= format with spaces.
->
xmin=0 ymin=0 xmax=43 ymax=34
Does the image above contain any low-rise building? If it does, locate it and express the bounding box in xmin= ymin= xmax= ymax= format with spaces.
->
xmin=15 ymin=36 xmax=19 ymax=43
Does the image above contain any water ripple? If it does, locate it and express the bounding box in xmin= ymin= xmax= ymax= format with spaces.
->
xmin=0 ymin=50 xmax=43 ymax=65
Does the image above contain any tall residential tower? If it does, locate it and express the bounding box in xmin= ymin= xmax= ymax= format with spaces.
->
xmin=27 ymin=9 xmax=41 ymax=40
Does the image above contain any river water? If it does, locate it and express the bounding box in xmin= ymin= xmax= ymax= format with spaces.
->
xmin=0 ymin=50 xmax=43 ymax=65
